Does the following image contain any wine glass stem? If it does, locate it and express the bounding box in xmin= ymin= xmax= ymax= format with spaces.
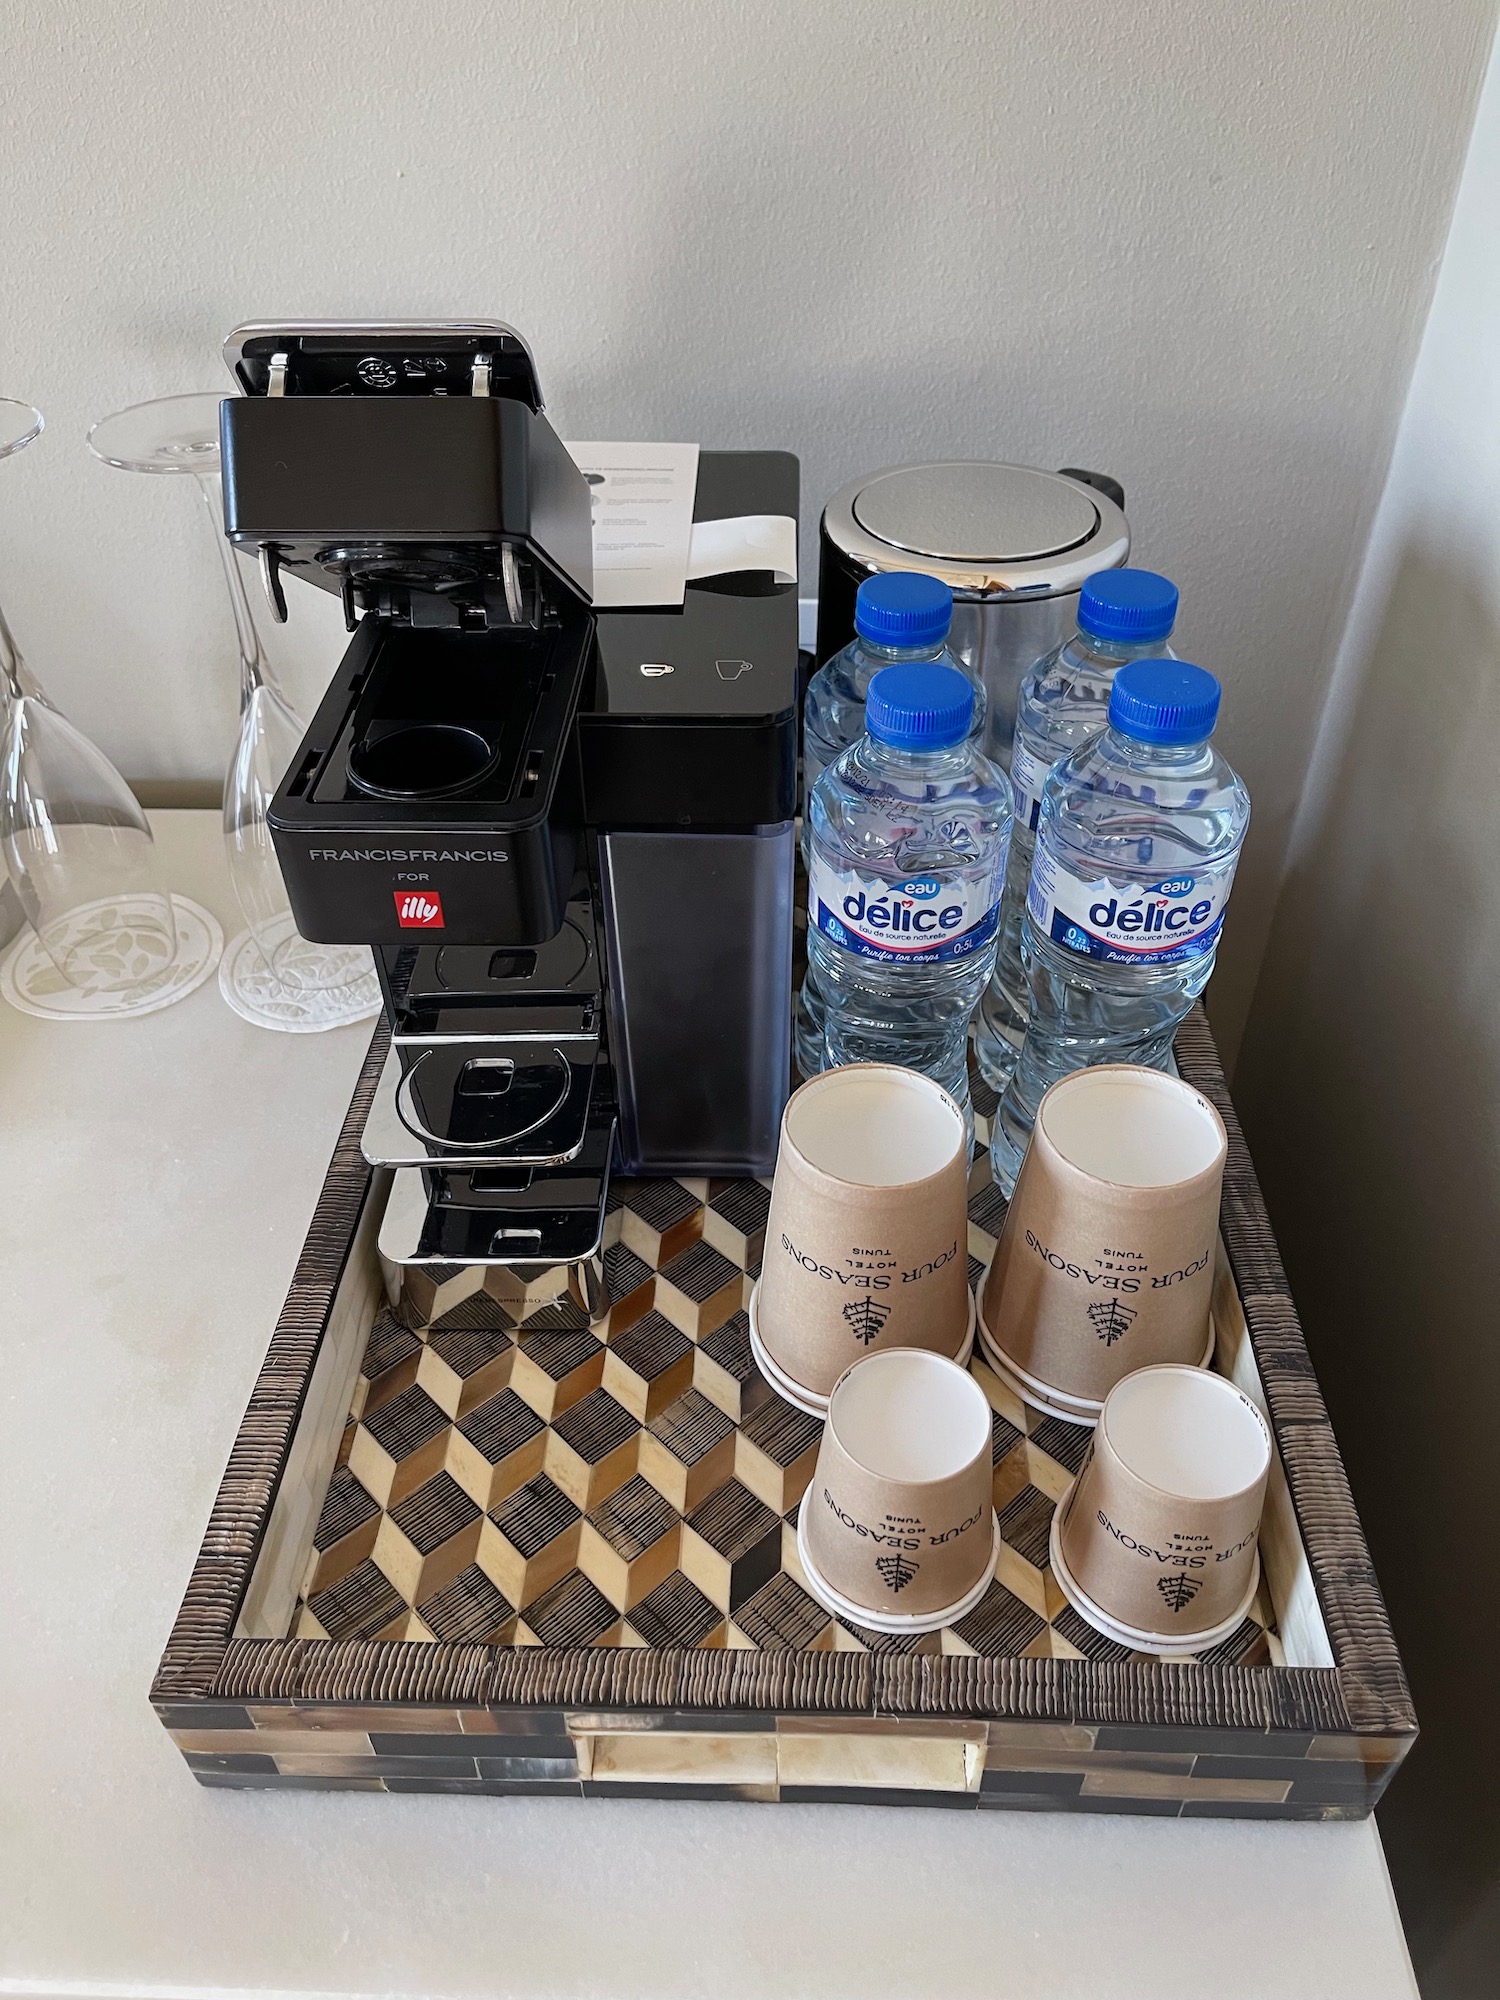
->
xmin=0 ymin=597 xmax=43 ymax=702
xmin=0 ymin=599 xmax=21 ymax=700
xmin=195 ymin=474 xmax=274 ymax=711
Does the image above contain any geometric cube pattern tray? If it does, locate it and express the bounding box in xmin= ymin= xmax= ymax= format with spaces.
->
xmin=154 ymin=1008 xmax=1415 ymax=1819
xmin=295 ymin=1113 xmax=1283 ymax=1672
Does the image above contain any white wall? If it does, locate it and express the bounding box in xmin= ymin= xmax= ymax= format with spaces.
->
xmin=1 ymin=0 xmax=1494 ymax=1054
xmin=1236 ymin=28 xmax=1500 ymax=1991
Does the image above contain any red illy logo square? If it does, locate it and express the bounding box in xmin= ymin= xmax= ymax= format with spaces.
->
xmin=394 ymin=890 xmax=444 ymax=928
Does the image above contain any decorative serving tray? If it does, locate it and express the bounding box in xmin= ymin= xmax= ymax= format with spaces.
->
xmin=154 ymin=1009 xmax=1415 ymax=1817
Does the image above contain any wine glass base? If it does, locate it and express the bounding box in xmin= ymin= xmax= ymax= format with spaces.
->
xmin=0 ymin=895 xmax=222 ymax=1020
xmin=218 ymin=927 xmax=383 ymax=1034
xmin=0 ymin=399 xmax=44 ymax=461
xmin=86 ymin=392 xmax=223 ymax=475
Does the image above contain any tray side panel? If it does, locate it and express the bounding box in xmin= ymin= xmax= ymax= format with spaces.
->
xmin=167 ymin=1660 xmax=1398 ymax=1816
xmin=205 ymin=1638 xmax=1354 ymax=1735
xmin=1211 ymin=1254 xmax=1333 ymax=1669
xmin=236 ymin=1167 xmax=392 ymax=1639
xmin=1174 ymin=1008 xmax=1416 ymax=1737
xmin=152 ymin=1026 xmax=389 ymax=1701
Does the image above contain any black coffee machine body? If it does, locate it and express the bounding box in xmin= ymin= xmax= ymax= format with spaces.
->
xmin=219 ymin=322 xmax=796 ymax=1269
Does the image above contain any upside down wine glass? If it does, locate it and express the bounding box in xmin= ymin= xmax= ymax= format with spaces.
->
xmin=0 ymin=400 xmax=181 ymax=994
xmin=87 ymin=393 xmax=373 ymax=1014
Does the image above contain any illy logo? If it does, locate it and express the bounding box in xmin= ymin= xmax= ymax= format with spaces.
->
xmin=394 ymin=890 xmax=444 ymax=928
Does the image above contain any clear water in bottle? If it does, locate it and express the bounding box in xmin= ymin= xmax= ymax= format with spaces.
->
xmin=974 ymin=569 xmax=1179 ymax=1092
xmin=991 ymin=659 xmax=1250 ymax=1192
xmin=807 ymin=661 xmax=1012 ymax=1122
xmin=796 ymin=571 xmax=984 ymax=1079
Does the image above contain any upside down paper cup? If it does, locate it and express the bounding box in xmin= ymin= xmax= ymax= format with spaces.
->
xmin=979 ymin=1065 xmax=1226 ymax=1416
xmin=1054 ymin=1364 xmax=1271 ymax=1644
xmin=754 ymin=1064 xmax=971 ymax=1405
xmin=800 ymin=1348 xmax=997 ymax=1628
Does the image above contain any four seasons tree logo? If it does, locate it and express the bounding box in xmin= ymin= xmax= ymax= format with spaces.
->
xmin=875 ymin=1551 xmax=919 ymax=1594
xmin=1156 ymin=1571 xmax=1203 ymax=1615
xmin=1086 ymin=1297 xmax=1137 ymax=1347
xmin=843 ymin=1296 xmax=892 ymax=1346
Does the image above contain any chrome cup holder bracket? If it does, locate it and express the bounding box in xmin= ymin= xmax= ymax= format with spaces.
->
xmin=393 ymin=1046 xmax=574 ymax=1152
xmin=362 ymin=1036 xmax=597 ymax=1169
xmin=373 ymin=1055 xmax=618 ymax=1269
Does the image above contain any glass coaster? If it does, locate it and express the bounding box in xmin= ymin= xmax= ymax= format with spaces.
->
xmin=218 ymin=923 xmax=382 ymax=1033
xmin=0 ymin=894 xmax=221 ymax=1020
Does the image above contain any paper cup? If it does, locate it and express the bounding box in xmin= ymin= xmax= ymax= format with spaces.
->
xmin=1053 ymin=1364 xmax=1272 ymax=1646
xmin=978 ymin=1309 xmax=1216 ymax=1430
xmin=749 ymin=1282 xmax=975 ymax=1419
xmin=755 ymin=1064 xmax=971 ymax=1405
xmin=979 ymin=1064 xmax=1226 ymax=1418
xmin=800 ymin=1348 xmax=997 ymax=1631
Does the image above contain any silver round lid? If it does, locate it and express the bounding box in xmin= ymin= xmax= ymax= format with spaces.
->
xmin=823 ymin=460 xmax=1130 ymax=597
xmin=853 ymin=463 xmax=1098 ymax=562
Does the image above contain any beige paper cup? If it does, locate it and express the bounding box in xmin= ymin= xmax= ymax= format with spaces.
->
xmin=753 ymin=1064 xmax=971 ymax=1407
xmin=979 ymin=1064 xmax=1226 ymax=1418
xmin=799 ymin=1348 xmax=997 ymax=1631
xmin=1053 ymin=1364 xmax=1271 ymax=1648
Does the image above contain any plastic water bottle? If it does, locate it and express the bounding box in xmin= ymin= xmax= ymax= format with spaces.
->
xmin=973 ymin=569 xmax=1180 ymax=1092
xmin=795 ymin=572 xmax=984 ymax=1080
xmin=991 ymin=660 xmax=1250 ymax=1192
xmin=806 ymin=661 xmax=1012 ymax=1118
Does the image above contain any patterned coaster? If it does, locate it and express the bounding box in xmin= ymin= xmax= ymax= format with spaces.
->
xmin=0 ymin=894 xmax=221 ymax=1020
xmin=293 ymin=1082 xmax=1283 ymax=1670
xmin=218 ymin=923 xmax=382 ymax=1034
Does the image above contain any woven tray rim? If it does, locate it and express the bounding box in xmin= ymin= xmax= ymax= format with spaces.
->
xmin=152 ymin=1010 xmax=1415 ymax=1740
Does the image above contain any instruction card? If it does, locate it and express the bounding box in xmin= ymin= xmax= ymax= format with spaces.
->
xmin=564 ymin=441 xmax=700 ymax=607
xmin=565 ymin=442 xmax=798 ymax=606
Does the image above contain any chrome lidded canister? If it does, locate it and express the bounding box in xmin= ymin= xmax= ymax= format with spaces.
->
xmin=816 ymin=461 xmax=1130 ymax=766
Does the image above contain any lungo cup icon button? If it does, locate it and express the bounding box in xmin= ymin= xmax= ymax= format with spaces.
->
xmin=979 ymin=1064 xmax=1227 ymax=1422
xmin=798 ymin=1347 xmax=998 ymax=1631
xmin=750 ymin=1064 xmax=973 ymax=1413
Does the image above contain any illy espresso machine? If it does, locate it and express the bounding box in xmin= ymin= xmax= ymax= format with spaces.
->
xmin=218 ymin=321 xmax=797 ymax=1269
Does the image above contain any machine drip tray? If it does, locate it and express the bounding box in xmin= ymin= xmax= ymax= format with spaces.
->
xmin=376 ymin=1089 xmax=615 ymax=1266
xmin=378 ymin=1169 xmax=611 ymax=1268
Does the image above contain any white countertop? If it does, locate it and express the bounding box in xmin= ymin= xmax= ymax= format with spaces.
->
xmin=0 ymin=813 xmax=1416 ymax=2000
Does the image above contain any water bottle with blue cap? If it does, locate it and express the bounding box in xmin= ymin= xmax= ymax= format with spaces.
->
xmin=974 ymin=568 xmax=1180 ymax=1092
xmin=990 ymin=659 xmax=1250 ymax=1191
xmin=795 ymin=572 xmax=985 ymax=1080
xmin=806 ymin=660 xmax=1012 ymax=1121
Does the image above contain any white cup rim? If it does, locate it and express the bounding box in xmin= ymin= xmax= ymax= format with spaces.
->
xmin=783 ymin=1062 xmax=965 ymax=1190
xmin=1099 ymin=1363 xmax=1272 ymax=1504
xmin=825 ymin=1347 xmax=991 ymax=1487
xmin=1038 ymin=1064 xmax=1226 ymax=1191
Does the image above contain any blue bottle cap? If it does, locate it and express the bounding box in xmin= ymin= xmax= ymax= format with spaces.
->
xmin=854 ymin=571 xmax=953 ymax=649
xmin=1077 ymin=568 xmax=1180 ymax=643
xmin=866 ymin=662 xmax=975 ymax=751
xmin=1108 ymin=660 xmax=1221 ymax=745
